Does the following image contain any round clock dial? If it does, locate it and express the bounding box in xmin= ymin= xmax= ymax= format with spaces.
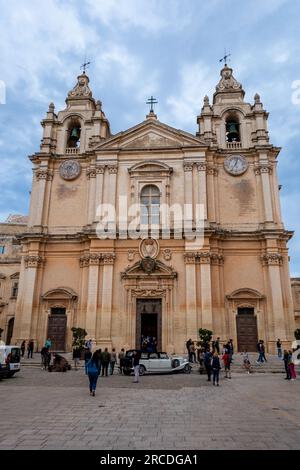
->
xmin=224 ymin=154 xmax=248 ymax=176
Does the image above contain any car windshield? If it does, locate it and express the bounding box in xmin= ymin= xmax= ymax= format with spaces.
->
xmin=149 ymin=353 xmax=159 ymax=359
xmin=160 ymin=353 xmax=169 ymax=359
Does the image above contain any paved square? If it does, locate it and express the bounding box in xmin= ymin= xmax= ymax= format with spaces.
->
xmin=0 ymin=366 xmax=299 ymax=450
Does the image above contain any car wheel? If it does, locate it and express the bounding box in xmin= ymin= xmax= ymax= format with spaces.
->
xmin=7 ymin=372 xmax=16 ymax=378
xmin=139 ymin=365 xmax=146 ymax=376
xmin=183 ymin=364 xmax=190 ymax=374
xmin=172 ymin=359 xmax=180 ymax=368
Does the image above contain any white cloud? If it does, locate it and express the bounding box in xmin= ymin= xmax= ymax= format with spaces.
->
xmin=163 ymin=62 xmax=216 ymax=129
xmin=86 ymin=0 xmax=191 ymax=33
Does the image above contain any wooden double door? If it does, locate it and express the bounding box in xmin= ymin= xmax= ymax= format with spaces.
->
xmin=47 ymin=308 xmax=67 ymax=351
xmin=236 ymin=307 xmax=258 ymax=352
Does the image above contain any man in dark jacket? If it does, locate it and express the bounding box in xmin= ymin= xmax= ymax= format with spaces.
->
xmin=132 ymin=350 xmax=141 ymax=383
xmin=101 ymin=348 xmax=111 ymax=376
xmin=204 ymin=350 xmax=212 ymax=382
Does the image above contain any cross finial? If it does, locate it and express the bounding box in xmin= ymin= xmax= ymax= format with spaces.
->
xmin=146 ymin=96 xmax=158 ymax=113
xmin=219 ymin=49 xmax=231 ymax=66
xmin=80 ymin=58 xmax=91 ymax=73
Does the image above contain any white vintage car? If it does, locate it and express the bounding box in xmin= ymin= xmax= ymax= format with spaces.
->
xmin=123 ymin=350 xmax=191 ymax=375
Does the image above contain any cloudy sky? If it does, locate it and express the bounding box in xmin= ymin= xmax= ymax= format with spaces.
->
xmin=0 ymin=0 xmax=299 ymax=274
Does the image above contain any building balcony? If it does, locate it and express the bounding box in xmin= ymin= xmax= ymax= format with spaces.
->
xmin=65 ymin=147 xmax=79 ymax=155
xmin=226 ymin=141 xmax=242 ymax=150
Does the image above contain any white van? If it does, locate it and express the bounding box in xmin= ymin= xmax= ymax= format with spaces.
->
xmin=0 ymin=345 xmax=21 ymax=378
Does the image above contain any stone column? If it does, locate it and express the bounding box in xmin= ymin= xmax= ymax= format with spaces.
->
xmin=255 ymin=164 xmax=274 ymax=223
xmin=197 ymin=162 xmax=207 ymax=221
xmin=262 ymin=253 xmax=286 ymax=340
xmin=107 ymin=164 xmax=118 ymax=207
xmin=184 ymin=252 xmax=197 ymax=339
xmin=98 ymin=253 xmax=115 ymax=347
xmin=12 ymin=255 xmax=43 ymax=342
xmin=183 ymin=162 xmax=194 ymax=227
xmin=87 ymin=167 xmax=96 ymax=224
xmin=207 ymin=165 xmax=217 ymax=223
xmin=199 ymin=253 xmax=213 ymax=331
xmin=32 ymin=168 xmax=52 ymax=226
xmin=93 ymin=164 xmax=105 ymax=222
xmin=85 ymin=254 xmax=101 ymax=339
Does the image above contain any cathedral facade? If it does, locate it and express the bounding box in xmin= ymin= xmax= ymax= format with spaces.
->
xmin=7 ymin=65 xmax=297 ymax=353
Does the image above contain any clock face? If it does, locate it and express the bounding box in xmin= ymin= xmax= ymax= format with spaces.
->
xmin=224 ymin=155 xmax=248 ymax=176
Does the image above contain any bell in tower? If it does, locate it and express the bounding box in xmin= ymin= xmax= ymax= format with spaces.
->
xmin=226 ymin=120 xmax=240 ymax=142
xmin=67 ymin=125 xmax=81 ymax=148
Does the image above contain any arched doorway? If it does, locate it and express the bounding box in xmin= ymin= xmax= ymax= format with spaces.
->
xmin=236 ymin=307 xmax=258 ymax=352
xmin=47 ymin=307 xmax=67 ymax=351
xmin=6 ymin=317 xmax=14 ymax=345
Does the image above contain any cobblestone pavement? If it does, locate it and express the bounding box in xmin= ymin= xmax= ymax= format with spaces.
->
xmin=0 ymin=367 xmax=299 ymax=450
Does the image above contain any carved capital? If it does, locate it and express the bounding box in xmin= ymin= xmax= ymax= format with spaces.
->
xmin=24 ymin=255 xmax=44 ymax=268
xmin=207 ymin=165 xmax=219 ymax=176
xmin=254 ymin=164 xmax=273 ymax=175
xmin=184 ymin=252 xmax=197 ymax=264
xmin=36 ymin=168 xmax=53 ymax=181
xmin=261 ymin=253 xmax=283 ymax=266
xmin=86 ymin=167 xmax=96 ymax=179
xmin=96 ymin=165 xmax=105 ymax=174
xmin=102 ymin=253 xmax=116 ymax=265
xmin=183 ymin=162 xmax=193 ymax=172
xmin=108 ymin=164 xmax=118 ymax=174
xmin=198 ymin=252 xmax=212 ymax=264
xmin=210 ymin=253 xmax=224 ymax=265
xmin=197 ymin=162 xmax=207 ymax=172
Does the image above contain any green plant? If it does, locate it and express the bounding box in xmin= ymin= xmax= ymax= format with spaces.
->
xmin=198 ymin=328 xmax=213 ymax=350
xmin=294 ymin=329 xmax=300 ymax=340
xmin=71 ymin=327 xmax=87 ymax=350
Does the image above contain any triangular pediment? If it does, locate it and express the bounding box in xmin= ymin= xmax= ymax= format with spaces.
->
xmin=93 ymin=118 xmax=206 ymax=151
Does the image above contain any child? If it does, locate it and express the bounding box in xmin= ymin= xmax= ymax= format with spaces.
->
xmin=242 ymin=351 xmax=252 ymax=374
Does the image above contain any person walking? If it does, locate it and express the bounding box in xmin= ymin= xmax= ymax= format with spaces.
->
xmin=283 ymin=350 xmax=291 ymax=380
xmin=41 ymin=345 xmax=50 ymax=370
xmin=204 ymin=349 xmax=212 ymax=382
xmin=222 ymin=349 xmax=231 ymax=379
xmin=132 ymin=350 xmax=141 ymax=383
xmin=186 ymin=338 xmax=192 ymax=362
xmin=215 ymin=337 xmax=220 ymax=354
xmin=288 ymin=350 xmax=297 ymax=381
xmin=84 ymin=348 xmax=92 ymax=375
xmin=73 ymin=348 xmax=81 ymax=370
xmin=261 ymin=340 xmax=267 ymax=362
xmin=85 ymin=338 xmax=93 ymax=352
xmin=256 ymin=340 xmax=265 ymax=364
xmin=189 ymin=342 xmax=196 ymax=363
xmin=276 ymin=339 xmax=282 ymax=359
xmin=87 ymin=352 xmax=101 ymax=396
xmin=21 ymin=340 xmax=26 ymax=358
xmin=110 ymin=348 xmax=117 ymax=375
xmin=228 ymin=339 xmax=234 ymax=362
xmin=118 ymin=348 xmax=125 ymax=374
xmin=27 ymin=339 xmax=34 ymax=358
xmin=101 ymin=348 xmax=110 ymax=376
xmin=212 ymin=352 xmax=221 ymax=386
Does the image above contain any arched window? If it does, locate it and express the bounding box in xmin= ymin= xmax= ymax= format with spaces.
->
xmin=225 ymin=117 xmax=240 ymax=142
xmin=140 ymin=185 xmax=160 ymax=226
xmin=67 ymin=120 xmax=81 ymax=148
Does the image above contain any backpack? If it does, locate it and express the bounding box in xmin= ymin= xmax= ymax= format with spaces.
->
xmin=87 ymin=359 xmax=99 ymax=374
